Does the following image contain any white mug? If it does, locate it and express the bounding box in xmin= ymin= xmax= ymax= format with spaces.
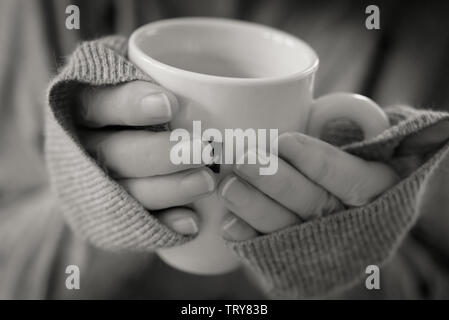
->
xmin=129 ymin=17 xmax=389 ymax=275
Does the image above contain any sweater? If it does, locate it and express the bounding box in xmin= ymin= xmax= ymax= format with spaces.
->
xmin=45 ymin=36 xmax=449 ymax=299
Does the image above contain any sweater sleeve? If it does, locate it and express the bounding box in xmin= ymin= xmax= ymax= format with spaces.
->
xmin=46 ymin=37 xmax=449 ymax=299
xmin=46 ymin=36 xmax=191 ymax=251
xmin=225 ymin=106 xmax=449 ymax=299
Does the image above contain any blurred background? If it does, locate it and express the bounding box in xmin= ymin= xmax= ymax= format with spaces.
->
xmin=1 ymin=0 xmax=449 ymax=299
xmin=2 ymin=0 xmax=449 ymax=202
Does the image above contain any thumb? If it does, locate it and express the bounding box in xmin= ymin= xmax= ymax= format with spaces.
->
xmin=157 ymin=208 xmax=200 ymax=236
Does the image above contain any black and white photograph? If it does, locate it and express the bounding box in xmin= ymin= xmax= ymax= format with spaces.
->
xmin=1 ymin=0 xmax=449 ymax=306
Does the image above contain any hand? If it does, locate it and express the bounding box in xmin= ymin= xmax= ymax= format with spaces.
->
xmin=218 ymin=132 xmax=399 ymax=241
xmin=76 ymin=81 xmax=215 ymax=236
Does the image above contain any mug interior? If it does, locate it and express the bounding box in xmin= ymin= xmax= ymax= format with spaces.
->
xmin=133 ymin=18 xmax=318 ymax=79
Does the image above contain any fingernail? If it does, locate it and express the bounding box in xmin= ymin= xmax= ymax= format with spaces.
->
xmin=141 ymin=93 xmax=172 ymax=121
xmin=222 ymin=216 xmax=239 ymax=238
xmin=289 ymin=132 xmax=307 ymax=144
xmin=220 ymin=176 xmax=236 ymax=197
xmin=220 ymin=177 xmax=249 ymax=206
xmin=171 ymin=217 xmax=198 ymax=235
xmin=181 ymin=169 xmax=216 ymax=196
xmin=277 ymin=132 xmax=306 ymax=153
xmin=278 ymin=132 xmax=297 ymax=144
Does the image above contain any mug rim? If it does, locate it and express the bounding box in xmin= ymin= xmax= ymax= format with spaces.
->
xmin=129 ymin=17 xmax=320 ymax=85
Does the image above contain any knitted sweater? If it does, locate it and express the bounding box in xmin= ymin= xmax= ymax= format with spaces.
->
xmin=46 ymin=36 xmax=449 ymax=299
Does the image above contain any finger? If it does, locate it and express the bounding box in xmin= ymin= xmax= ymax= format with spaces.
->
xmin=276 ymin=132 xmax=398 ymax=206
xmin=78 ymin=81 xmax=179 ymax=127
xmin=120 ymin=168 xmax=216 ymax=210
xmin=218 ymin=175 xmax=301 ymax=233
xmin=157 ymin=207 xmax=199 ymax=236
xmin=221 ymin=213 xmax=258 ymax=241
xmin=80 ymin=130 xmax=213 ymax=177
xmin=234 ymin=150 xmax=342 ymax=220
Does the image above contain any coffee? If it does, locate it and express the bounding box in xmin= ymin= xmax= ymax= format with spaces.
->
xmin=152 ymin=51 xmax=258 ymax=78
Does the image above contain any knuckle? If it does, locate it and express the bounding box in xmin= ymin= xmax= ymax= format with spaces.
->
xmin=114 ymin=85 xmax=138 ymax=123
xmin=124 ymin=135 xmax=148 ymax=172
xmin=251 ymin=210 xmax=279 ymax=234
xmin=300 ymin=189 xmax=330 ymax=220
xmin=78 ymin=87 xmax=95 ymax=123
xmin=86 ymin=133 xmax=109 ymax=162
xmin=274 ymin=176 xmax=297 ymax=201
xmin=122 ymin=82 xmax=140 ymax=104
xmin=104 ymin=132 xmax=137 ymax=174
xmin=300 ymin=188 xmax=344 ymax=220
xmin=305 ymin=142 xmax=337 ymax=184
xmin=320 ymin=193 xmax=344 ymax=216
xmin=310 ymin=155 xmax=333 ymax=184
xmin=141 ymin=135 xmax=159 ymax=168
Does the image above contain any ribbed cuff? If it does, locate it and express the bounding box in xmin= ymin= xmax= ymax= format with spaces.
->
xmin=46 ymin=37 xmax=191 ymax=251
xmin=226 ymin=109 xmax=449 ymax=299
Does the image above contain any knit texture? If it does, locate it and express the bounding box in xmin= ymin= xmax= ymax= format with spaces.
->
xmin=46 ymin=37 xmax=449 ymax=299
xmin=46 ymin=37 xmax=189 ymax=250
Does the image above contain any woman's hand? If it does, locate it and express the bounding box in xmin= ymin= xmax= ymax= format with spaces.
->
xmin=218 ymin=132 xmax=399 ymax=241
xmin=76 ymin=81 xmax=215 ymax=236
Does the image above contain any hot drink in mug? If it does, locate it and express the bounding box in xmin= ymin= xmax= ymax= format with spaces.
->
xmin=128 ymin=18 xmax=389 ymax=275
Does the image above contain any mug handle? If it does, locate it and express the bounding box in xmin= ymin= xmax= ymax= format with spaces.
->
xmin=306 ymin=92 xmax=390 ymax=140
